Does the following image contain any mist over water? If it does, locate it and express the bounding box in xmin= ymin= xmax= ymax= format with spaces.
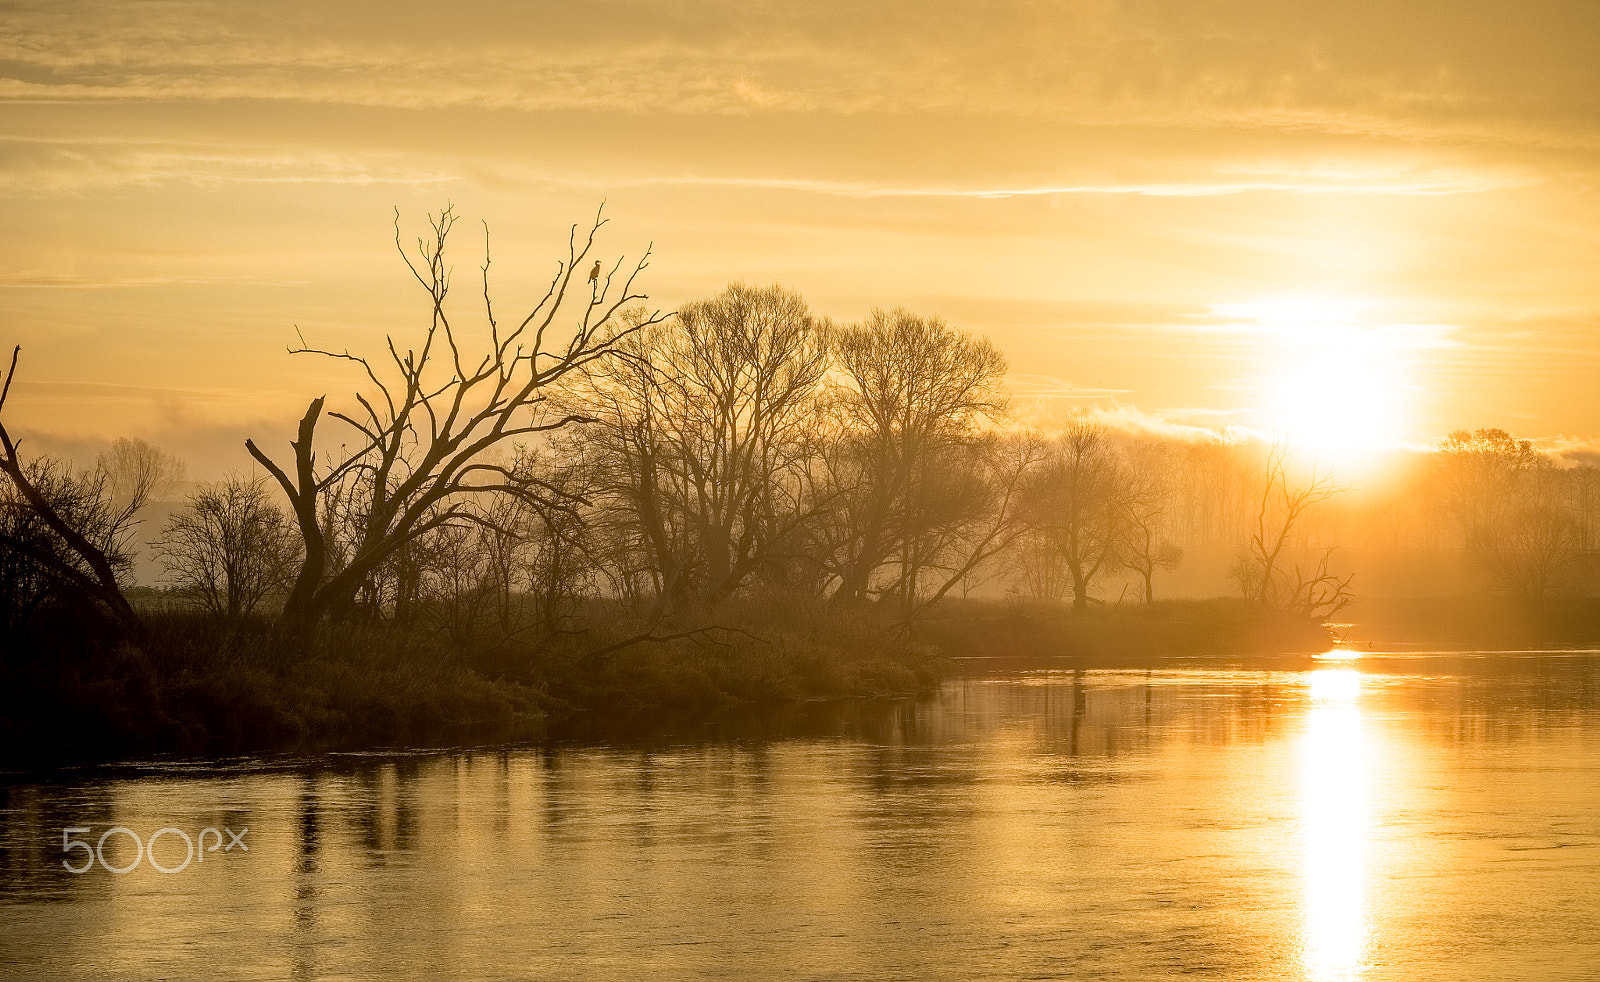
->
xmin=3 ymin=654 xmax=1597 ymax=982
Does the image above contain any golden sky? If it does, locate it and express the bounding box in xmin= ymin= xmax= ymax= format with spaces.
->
xmin=2 ymin=0 xmax=1597 ymax=473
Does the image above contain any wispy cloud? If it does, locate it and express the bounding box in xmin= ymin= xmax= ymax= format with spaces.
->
xmin=0 ymin=270 xmax=309 ymax=288
xmin=0 ymin=135 xmax=1531 ymax=200
xmin=1006 ymin=375 xmax=1132 ymax=400
xmin=569 ymin=172 xmax=1529 ymax=199
xmin=1012 ymin=400 xmax=1248 ymax=444
xmin=4 ymin=378 xmax=300 ymax=401
xmin=0 ymin=140 xmax=461 ymax=193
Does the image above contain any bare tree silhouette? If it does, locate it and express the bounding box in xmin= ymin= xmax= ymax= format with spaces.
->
xmin=156 ymin=475 xmax=301 ymax=620
xmin=1023 ymin=415 xmax=1127 ymax=613
xmin=246 ymin=205 xmax=662 ymax=639
xmin=826 ymin=308 xmax=1009 ymax=604
xmin=1234 ymin=442 xmax=1351 ymax=617
xmin=0 ymin=348 xmax=153 ymax=636
xmin=565 ymin=284 xmax=832 ymax=612
xmin=1120 ymin=452 xmax=1182 ymax=604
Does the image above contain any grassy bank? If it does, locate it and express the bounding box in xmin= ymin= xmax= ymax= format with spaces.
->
xmin=0 ymin=594 xmax=944 ymax=765
xmin=510 ymin=594 xmax=946 ymax=718
xmin=0 ymin=618 xmax=551 ymax=763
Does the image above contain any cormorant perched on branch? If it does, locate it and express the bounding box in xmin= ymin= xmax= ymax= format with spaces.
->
xmin=588 ymin=260 xmax=601 ymax=284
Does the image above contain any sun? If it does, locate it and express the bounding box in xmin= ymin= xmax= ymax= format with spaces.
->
xmin=1227 ymin=296 xmax=1415 ymax=468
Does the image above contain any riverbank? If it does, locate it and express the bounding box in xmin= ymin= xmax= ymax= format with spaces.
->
xmin=0 ymin=620 xmax=550 ymax=764
xmin=1 ymin=596 xmax=1336 ymax=765
xmin=1343 ymin=596 xmax=1600 ymax=650
xmin=0 ymin=596 xmax=944 ymax=764
xmin=913 ymin=597 xmax=1335 ymax=671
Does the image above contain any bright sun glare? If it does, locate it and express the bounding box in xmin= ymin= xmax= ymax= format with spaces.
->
xmin=1228 ymin=297 xmax=1414 ymax=469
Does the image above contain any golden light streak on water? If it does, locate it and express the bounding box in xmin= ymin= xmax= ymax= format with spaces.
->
xmin=1313 ymin=648 xmax=1360 ymax=662
xmin=1302 ymin=667 xmax=1369 ymax=982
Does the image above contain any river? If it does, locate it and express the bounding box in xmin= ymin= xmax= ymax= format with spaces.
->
xmin=3 ymin=652 xmax=1598 ymax=981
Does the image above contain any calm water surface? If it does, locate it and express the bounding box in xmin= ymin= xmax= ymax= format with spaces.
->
xmin=2 ymin=653 xmax=1598 ymax=981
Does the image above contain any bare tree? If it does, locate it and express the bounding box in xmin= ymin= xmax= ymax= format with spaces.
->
xmin=473 ymin=487 xmax=537 ymax=635
xmin=1282 ymin=549 xmax=1356 ymax=622
xmin=98 ymin=437 xmax=184 ymax=527
xmin=517 ymin=454 xmax=599 ymax=634
xmin=1169 ymin=436 xmax=1259 ymax=548
xmin=1012 ymin=528 xmax=1071 ymax=601
xmin=1022 ymin=415 xmax=1127 ymax=613
xmin=826 ymin=308 xmax=1008 ymax=602
xmin=899 ymin=431 xmax=1045 ymax=616
xmin=246 ymin=205 xmax=662 ymax=639
xmin=415 ymin=516 xmax=501 ymax=641
xmin=559 ymin=310 xmax=693 ymax=609
xmin=565 ymin=284 xmax=831 ymax=610
xmin=1468 ymin=466 xmax=1582 ymax=599
xmin=1120 ymin=469 xmax=1183 ymax=605
xmin=880 ymin=439 xmax=992 ymax=609
xmin=1435 ymin=428 xmax=1580 ymax=598
xmin=156 ymin=475 xmax=300 ymax=620
xmin=1478 ymin=499 xmax=1582 ymax=598
xmin=1 ymin=457 xmax=137 ymax=635
xmin=0 ymin=349 xmax=162 ymax=635
xmin=1234 ymin=443 xmax=1350 ymax=614
xmin=1436 ymin=428 xmax=1539 ymax=538
xmin=407 ymin=451 xmax=598 ymax=642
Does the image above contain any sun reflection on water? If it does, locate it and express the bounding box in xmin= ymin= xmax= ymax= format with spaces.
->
xmin=1302 ymin=667 xmax=1368 ymax=982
